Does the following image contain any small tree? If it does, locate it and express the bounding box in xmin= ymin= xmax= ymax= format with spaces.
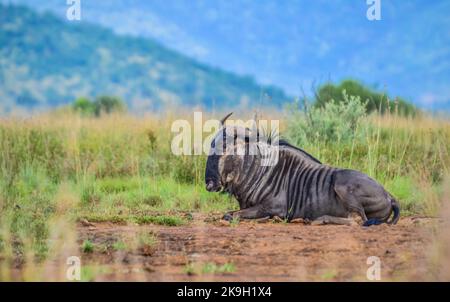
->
xmin=72 ymin=97 xmax=95 ymax=116
xmin=94 ymin=96 xmax=126 ymax=116
xmin=315 ymin=80 xmax=416 ymax=116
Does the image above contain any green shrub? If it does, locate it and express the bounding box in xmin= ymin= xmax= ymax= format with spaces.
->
xmin=94 ymin=96 xmax=126 ymax=116
xmin=72 ymin=96 xmax=127 ymax=117
xmin=286 ymin=91 xmax=367 ymax=146
xmin=315 ymin=79 xmax=417 ymax=116
xmin=73 ymin=97 xmax=95 ymax=116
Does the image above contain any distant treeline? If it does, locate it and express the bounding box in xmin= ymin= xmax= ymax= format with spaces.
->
xmin=72 ymin=96 xmax=127 ymax=116
xmin=71 ymin=79 xmax=417 ymax=117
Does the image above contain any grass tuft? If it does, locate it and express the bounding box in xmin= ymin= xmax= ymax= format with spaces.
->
xmin=135 ymin=215 xmax=185 ymax=226
xmin=81 ymin=240 xmax=94 ymax=253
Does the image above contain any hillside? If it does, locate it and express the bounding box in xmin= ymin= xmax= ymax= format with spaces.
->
xmin=0 ymin=4 xmax=289 ymax=112
xmin=4 ymin=0 xmax=450 ymax=111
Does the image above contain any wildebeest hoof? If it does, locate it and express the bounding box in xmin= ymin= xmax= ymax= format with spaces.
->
xmin=363 ymin=218 xmax=383 ymax=227
xmin=311 ymin=219 xmax=326 ymax=226
xmin=312 ymin=215 xmax=354 ymax=226
xmin=218 ymin=220 xmax=230 ymax=227
xmin=349 ymin=212 xmax=364 ymax=225
xmin=290 ymin=218 xmax=307 ymax=224
xmin=272 ymin=216 xmax=284 ymax=223
xmin=256 ymin=216 xmax=270 ymax=223
xmin=80 ymin=218 xmax=95 ymax=227
xmin=222 ymin=213 xmax=234 ymax=221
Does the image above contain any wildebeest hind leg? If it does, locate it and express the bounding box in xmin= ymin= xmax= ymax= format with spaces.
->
xmin=334 ymin=184 xmax=368 ymax=224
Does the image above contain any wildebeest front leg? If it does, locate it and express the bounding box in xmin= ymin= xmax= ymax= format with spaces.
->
xmin=312 ymin=215 xmax=357 ymax=226
xmin=222 ymin=205 xmax=267 ymax=221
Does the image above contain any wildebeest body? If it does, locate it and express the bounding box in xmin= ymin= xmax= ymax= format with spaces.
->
xmin=205 ymin=120 xmax=400 ymax=225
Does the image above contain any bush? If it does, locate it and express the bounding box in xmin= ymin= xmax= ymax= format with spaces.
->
xmin=72 ymin=96 xmax=127 ymax=117
xmin=286 ymin=91 xmax=367 ymax=146
xmin=94 ymin=96 xmax=126 ymax=116
xmin=315 ymin=79 xmax=417 ymax=116
xmin=72 ymin=97 xmax=95 ymax=116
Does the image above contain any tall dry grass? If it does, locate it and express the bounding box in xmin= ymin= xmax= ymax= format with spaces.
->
xmin=427 ymin=176 xmax=450 ymax=281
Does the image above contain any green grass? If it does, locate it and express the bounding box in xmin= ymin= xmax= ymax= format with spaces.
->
xmin=136 ymin=231 xmax=158 ymax=255
xmin=134 ymin=215 xmax=186 ymax=226
xmin=77 ymin=176 xmax=236 ymax=215
xmin=81 ymin=240 xmax=94 ymax=253
xmin=230 ymin=217 xmax=240 ymax=227
xmin=137 ymin=232 xmax=158 ymax=248
xmin=183 ymin=262 xmax=236 ymax=275
xmin=202 ymin=262 xmax=236 ymax=274
xmin=384 ymin=176 xmax=421 ymax=215
xmin=183 ymin=263 xmax=197 ymax=276
xmin=75 ymin=176 xmax=236 ymax=227
xmin=81 ymin=265 xmax=112 ymax=282
xmin=320 ymin=269 xmax=338 ymax=280
xmin=78 ymin=214 xmax=128 ymax=224
xmin=0 ymin=166 xmax=58 ymax=261
xmin=112 ymin=240 xmax=128 ymax=252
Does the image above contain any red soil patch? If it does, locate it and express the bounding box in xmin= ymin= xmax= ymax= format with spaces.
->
xmin=77 ymin=215 xmax=437 ymax=281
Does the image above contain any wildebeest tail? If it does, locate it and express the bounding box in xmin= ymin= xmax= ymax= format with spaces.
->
xmin=363 ymin=195 xmax=400 ymax=227
xmin=387 ymin=196 xmax=400 ymax=225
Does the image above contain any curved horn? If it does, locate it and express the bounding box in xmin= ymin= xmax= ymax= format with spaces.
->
xmin=220 ymin=112 xmax=233 ymax=125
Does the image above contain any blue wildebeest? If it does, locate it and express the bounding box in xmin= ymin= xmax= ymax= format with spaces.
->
xmin=205 ymin=113 xmax=400 ymax=226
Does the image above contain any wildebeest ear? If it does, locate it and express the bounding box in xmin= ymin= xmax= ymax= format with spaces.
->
xmin=220 ymin=112 xmax=233 ymax=125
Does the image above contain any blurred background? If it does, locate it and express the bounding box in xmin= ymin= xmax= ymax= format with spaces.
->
xmin=1 ymin=0 xmax=449 ymax=113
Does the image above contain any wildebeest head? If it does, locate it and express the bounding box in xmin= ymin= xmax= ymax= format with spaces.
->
xmin=205 ymin=113 xmax=254 ymax=192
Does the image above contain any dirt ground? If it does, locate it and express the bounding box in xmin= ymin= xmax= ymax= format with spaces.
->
xmin=77 ymin=215 xmax=439 ymax=281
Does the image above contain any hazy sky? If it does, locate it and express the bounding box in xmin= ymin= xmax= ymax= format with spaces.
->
xmin=3 ymin=0 xmax=450 ymax=109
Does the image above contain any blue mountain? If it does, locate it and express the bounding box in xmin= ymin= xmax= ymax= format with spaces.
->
xmin=0 ymin=3 xmax=288 ymax=112
xmin=2 ymin=0 xmax=450 ymax=111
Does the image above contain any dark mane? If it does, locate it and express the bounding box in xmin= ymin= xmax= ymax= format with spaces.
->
xmin=278 ymin=139 xmax=322 ymax=164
